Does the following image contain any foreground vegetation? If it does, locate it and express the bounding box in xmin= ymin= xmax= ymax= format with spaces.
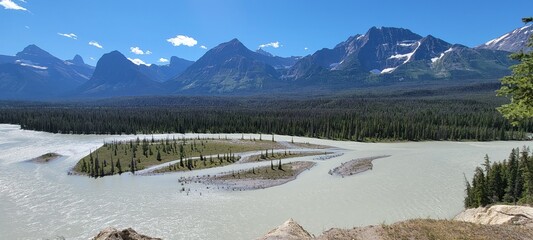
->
xmin=465 ymin=147 xmax=533 ymax=208
xmin=325 ymin=219 xmax=533 ymax=240
xmin=74 ymin=138 xmax=283 ymax=178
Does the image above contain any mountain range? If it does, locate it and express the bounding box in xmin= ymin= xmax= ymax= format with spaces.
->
xmin=0 ymin=24 xmax=530 ymax=100
xmin=287 ymin=27 xmax=517 ymax=84
xmin=0 ymin=45 xmax=94 ymax=99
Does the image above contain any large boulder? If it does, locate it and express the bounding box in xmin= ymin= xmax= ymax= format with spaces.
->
xmin=258 ymin=218 xmax=313 ymax=240
xmin=92 ymin=227 xmax=161 ymax=240
xmin=454 ymin=205 xmax=533 ymax=226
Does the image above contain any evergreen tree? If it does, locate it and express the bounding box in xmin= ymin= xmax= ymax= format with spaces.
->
xmin=157 ymin=150 xmax=162 ymax=161
xmin=472 ymin=167 xmax=488 ymax=207
xmin=496 ymin=18 xmax=533 ymax=125
xmin=94 ymin=156 xmax=100 ymax=178
xmin=519 ymin=147 xmax=533 ymax=203
xmin=504 ymin=148 xmax=520 ymax=203
xmin=187 ymin=159 xmax=192 ymax=170
xmin=110 ymin=156 xmax=114 ymax=175
xmin=116 ymin=158 xmax=122 ymax=175
xmin=464 ymin=174 xmax=474 ymax=208
xmin=130 ymin=157 xmax=135 ymax=174
xmin=81 ymin=159 xmax=87 ymax=173
xmin=488 ymin=162 xmax=505 ymax=202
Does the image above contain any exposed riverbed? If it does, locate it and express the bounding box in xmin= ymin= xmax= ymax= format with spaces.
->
xmin=0 ymin=124 xmax=531 ymax=239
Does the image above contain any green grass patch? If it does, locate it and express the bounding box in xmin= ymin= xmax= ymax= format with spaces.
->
xmin=217 ymin=161 xmax=310 ymax=180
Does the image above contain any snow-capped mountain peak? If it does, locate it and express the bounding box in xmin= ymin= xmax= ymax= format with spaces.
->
xmin=477 ymin=24 xmax=532 ymax=52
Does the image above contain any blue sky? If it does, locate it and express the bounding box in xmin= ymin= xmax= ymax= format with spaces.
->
xmin=1 ymin=0 xmax=531 ymax=66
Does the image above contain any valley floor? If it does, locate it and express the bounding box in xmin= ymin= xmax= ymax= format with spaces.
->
xmin=1 ymin=124 xmax=532 ymax=239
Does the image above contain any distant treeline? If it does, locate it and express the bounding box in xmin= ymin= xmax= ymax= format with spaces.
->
xmin=465 ymin=147 xmax=533 ymax=208
xmin=0 ymin=96 xmax=531 ymax=141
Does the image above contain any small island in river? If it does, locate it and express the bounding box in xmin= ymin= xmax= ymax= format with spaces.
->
xmin=329 ymin=155 xmax=390 ymax=177
xmin=73 ymin=136 xmax=330 ymax=178
xmin=29 ymin=153 xmax=62 ymax=163
xmin=179 ymin=161 xmax=316 ymax=191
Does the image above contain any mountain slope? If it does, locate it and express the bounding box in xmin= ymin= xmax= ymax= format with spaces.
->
xmin=65 ymin=54 xmax=95 ymax=81
xmin=286 ymin=27 xmax=427 ymax=79
xmin=139 ymin=56 xmax=194 ymax=82
xmin=167 ymin=39 xmax=282 ymax=93
xmin=477 ymin=24 xmax=532 ymax=52
xmin=254 ymin=49 xmax=301 ymax=69
xmin=75 ymin=51 xmax=163 ymax=97
xmin=0 ymin=45 xmax=94 ymax=99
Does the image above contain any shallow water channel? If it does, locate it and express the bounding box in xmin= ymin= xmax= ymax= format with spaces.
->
xmin=0 ymin=124 xmax=530 ymax=239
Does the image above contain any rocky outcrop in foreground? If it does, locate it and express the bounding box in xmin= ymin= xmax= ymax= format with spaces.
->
xmin=257 ymin=218 xmax=313 ymax=240
xmin=453 ymin=205 xmax=533 ymax=226
xmin=93 ymin=227 xmax=161 ymax=240
xmin=259 ymin=206 xmax=533 ymax=240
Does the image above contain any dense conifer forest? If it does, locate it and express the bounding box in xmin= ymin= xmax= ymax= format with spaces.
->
xmin=1 ymin=88 xmax=531 ymax=142
xmin=464 ymin=147 xmax=533 ymax=208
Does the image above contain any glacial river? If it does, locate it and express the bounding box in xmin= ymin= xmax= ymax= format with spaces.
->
xmin=0 ymin=124 xmax=530 ymax=239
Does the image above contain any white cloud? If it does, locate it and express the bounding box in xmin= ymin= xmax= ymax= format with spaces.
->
xmin=158 ymin=58 xmax=169 ymax=63
xmin=130 ymin=47 xmax=143 ymax=55
xmin=259 ymin=41 xmax=280 ymax=49
xmin=167 ymin=35 xmax=198 ymax=47
xmin=88 ymin=41 xmax=103 ymax=49
xmin=24 ymin=25 xmax=29 ymax=29
xmin=18 ymin=0 xmax=26 ymax=2
xmin=130 ymin=47 xmax=152 ymax=55
xmin=58 ymin=33 xmax=78 ymax=40
xmin=200 ymin=45 xmax=207 ymax=49
xmin=0 ymin=0 xmax=27 ymax=11
xmin=304 ymin=47 xmax=309 ymax=51
xmin=90 ymin=57 xmax=95 ymax=61
xmin=127 ymin=58 xmax=150 ymax=66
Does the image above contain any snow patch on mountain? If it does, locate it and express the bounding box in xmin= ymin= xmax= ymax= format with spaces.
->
xmin=15 ymin=60 xmax=48 ymax=70
xmin=388 ymin=42 xmax=421 ymax=64
xmin=19 ymin=63 xmax=48 ymax=70
xmin=431 ymin=47 xmax=454 ymax=63
xmin=397 ymin=40 xmax=417 ymax=47
xmin=381 ymin=67 xmax=396 ymax=74
xmin=389 ymin=53 xmax=410 ymax=60
xmin=484 ymin=33 xmax=510 ymax=46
